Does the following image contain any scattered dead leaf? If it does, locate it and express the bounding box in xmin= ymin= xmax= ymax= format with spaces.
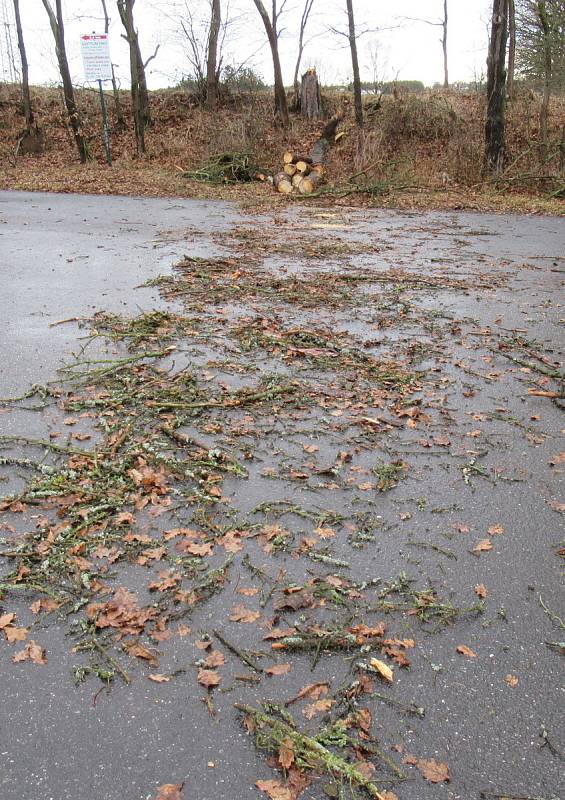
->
xmin=302 ymin=698 xmax=334 ymax=719
xmin=473 ymin=539 xmax=493 ymax=554
xmin=4 ymin=626 xmax=29 ymax=643
xmin=265 ymin=663 xmax=292 ymax=676
xmin=285 ymin=682 xmax=329 ymax=706
xmin=278 ymin=736 xmax=295 ymax=770
xmin=369 ymin=657 xmax=394 ymax=683
xmin=123 ymin=641 xmax=159 ymax=666
xmin=255 ymin=779 xmax=292 ymax=800
xmin=198 ymin=668 xmax=221 ymax=689
xmin=12 ymin=640 xmax=47 ymax=665
xmin=229 ymin=604 xmax=261 ymax=623
xmin=456 ymin=645 xmax=477 ymax=658
xmin=204 ymin=650 xmax=225 ymax=668
xmin=154 ymin=784 xmax=184 ymax=800
xmin=488 ymin=524 xmax=504 ymax=535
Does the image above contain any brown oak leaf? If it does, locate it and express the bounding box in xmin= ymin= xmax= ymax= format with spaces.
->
xmin=229 ymin=604 xmax=261 ymax=623
xmin=473 ymin=539 xmax=493 ymax=554
xmin=154 ymin=783 xmax=184 ymax=800
xmin=255 ymin=779 xmax=292 ymax=800
xmin=419 ymin=758 xmax=450 ymax=783
xmin=278 ymin=736 xmax=295 ymax=770
xmin=456 ymin=645 xmax=477 ymax=658
xmin=302 ymin=698 xmax=334 ymax=719
xmin=204 ymin=650 xmax=225 ymax=668
xmin=488 ymin=524 xmax=504 ymax=535
xmin=285 ymin=682 xmax=329 ymax=706
xmin=197 ymin=668 xmax=221 ymax=689
xmin=123 ymin=641 xmax=159 ymax=666
xmin=266 ymin=663 xmax=292 ymax=676
xmin=13 ymin=640 xmax=47 ymax=665
xmin=4 ymin=626 xmax=29 ymax=643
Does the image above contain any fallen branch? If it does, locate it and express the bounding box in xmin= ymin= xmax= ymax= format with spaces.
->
xmin=0 ymin=435 xmax=89 ymax=456
xmin=493 ymin=349 xmax=564 ymax=381
xmin=234 ymin=703 xmax=386 ymax=799
xmin=145 ymin=383 xmax=296 ymax=410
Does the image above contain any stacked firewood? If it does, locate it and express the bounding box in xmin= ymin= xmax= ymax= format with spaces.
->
xmin=273 ymin=152 xmax=325 ymax=195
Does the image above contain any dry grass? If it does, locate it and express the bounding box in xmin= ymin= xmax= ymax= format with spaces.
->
xmin=0 ymin=83 xmax=564 ymax=214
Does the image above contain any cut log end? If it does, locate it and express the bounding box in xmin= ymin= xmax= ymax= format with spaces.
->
xmin=283 ymin=151 xmax=294 ymax=164
xmin=295 ymin=160 xmax=310 ymax=175
xmin=274 ymin=172 xmax=293 ymax=194
xmin=284 ymin=163 xmax=297 ymax=176
xmin=297 ymin=173 xmax=322 ymax=195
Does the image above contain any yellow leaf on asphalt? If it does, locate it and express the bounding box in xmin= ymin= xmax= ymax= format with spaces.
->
xmin=369 ymin=657 xmax=394 ymax=683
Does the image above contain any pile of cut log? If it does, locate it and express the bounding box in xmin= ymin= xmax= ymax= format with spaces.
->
xmin=271 ymin=111 xmax=344 ymax=196
xmin=273 ymin=152 xmax=325 ymax=195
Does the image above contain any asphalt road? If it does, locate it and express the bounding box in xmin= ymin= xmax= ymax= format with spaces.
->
xmin=0 ymin=191 xmax=563 ymax=800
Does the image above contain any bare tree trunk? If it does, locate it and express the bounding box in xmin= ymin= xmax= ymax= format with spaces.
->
xmin=252 ymin=0 xmax=289 ymax=127
xmin=346 ymin=0 xmax=363 ymax=127
xmin=12 ymin=0 xmax=33 ymax=128
xmin=117 ymin=0 xmax=148 ymax=153
xmin=537 ymin=0 xmax=552 ymax=162
xmin=100 ymin=0 xmax=125 ymax=128
xmin=41 ymin=0 xmax=88 ymax=163
xmin=137 ymin=41 xmax=152 ymax=126
xmin=206 ymin=0 xmax=221 ymax=110
xmin=507 ymin=0 xmax=515 ymax=99
xmin=442 ymin=0 xmax=449 ymax=88
xmin=485 ymin=0 xmax=509 ymax=174
xmin=292 ymin=0 xmax=315 ymax=109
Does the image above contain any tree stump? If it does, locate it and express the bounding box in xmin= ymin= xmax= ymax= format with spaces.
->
xmin=17 ymin=126 xmax=45 ymax=155
xmin=300 ymin=68 xmax=321 ymax=120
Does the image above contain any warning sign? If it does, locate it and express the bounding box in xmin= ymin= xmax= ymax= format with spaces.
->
xmin=80 ymin=34 xmax=112 ymax=81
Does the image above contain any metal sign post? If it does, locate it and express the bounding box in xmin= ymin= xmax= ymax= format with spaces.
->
xmin=80 ymin=33 xmax=113 ymax=166
xmin=98 ymin=79 xmax=112 ymax=165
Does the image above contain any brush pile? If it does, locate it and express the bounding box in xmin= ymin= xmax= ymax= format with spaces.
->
xmin=273 ymin=151 xmax=325 ymax=195
xmin=184 ymin=152 xmax=262 ymax=184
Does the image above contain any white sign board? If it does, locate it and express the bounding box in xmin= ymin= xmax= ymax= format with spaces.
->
xmin=80 ymin=34 xmax=112 ymax=82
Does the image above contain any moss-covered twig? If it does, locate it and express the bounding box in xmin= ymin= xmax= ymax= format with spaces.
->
xmin=234 ymin=703 xmax=386 ymax=799
xmin=145 ymin=383 xmax=296 ymax=410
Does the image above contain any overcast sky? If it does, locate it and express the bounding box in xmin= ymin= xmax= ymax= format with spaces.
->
xmin=2 ymin=1 xmax=493 ymax=90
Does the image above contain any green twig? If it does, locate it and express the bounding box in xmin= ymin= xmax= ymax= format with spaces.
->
xmin=213 ymin=630 xmax=263 ymax=673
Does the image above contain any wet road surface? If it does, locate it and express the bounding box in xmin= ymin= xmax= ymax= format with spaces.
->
xmin=0 ymin=191 xmax=563 ymax=800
